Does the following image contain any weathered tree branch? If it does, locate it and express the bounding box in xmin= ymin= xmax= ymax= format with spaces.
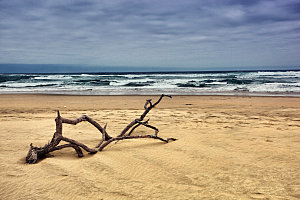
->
xmin=135 ymin=121 xmax=159 ymax=136
xmin=52 ymin=144 xmax=84 ymax=157
xmin=60 ymin=136 xmax=98 ymax=153
xmin=99 ymin=135 xmax=177 ymax=152
xmin=127 ymin=119 xmax=149 ymax=136
xmin=26 ymin=94 xmax=176 ymax=164
xmin=118 ymin=94 xmax=172 ymax=137
xmin=61 ymin=115 xmax=112 ymax=140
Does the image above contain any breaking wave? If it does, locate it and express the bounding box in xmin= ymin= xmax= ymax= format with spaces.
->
xmin=0 ymin=70 xmax=300 ymax=96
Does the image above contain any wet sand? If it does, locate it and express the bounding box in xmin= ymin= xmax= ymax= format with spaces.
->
xmin=0 ymin=94 xmax=299 ymax=199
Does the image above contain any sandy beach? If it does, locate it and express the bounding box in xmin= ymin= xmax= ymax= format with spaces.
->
xmin=0 ymin=94 xmax=299 ymax=200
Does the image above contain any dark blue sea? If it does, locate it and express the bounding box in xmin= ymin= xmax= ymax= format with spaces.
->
xmin=0 ymin=70 xmax=300 ymax=96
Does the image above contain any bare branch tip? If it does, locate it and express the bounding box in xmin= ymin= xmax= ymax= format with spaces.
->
xmin=167 ymin=138 xmax=177 ymax=142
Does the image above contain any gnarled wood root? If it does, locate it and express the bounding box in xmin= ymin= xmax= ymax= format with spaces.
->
xmin=26 ymin=94 xmax=176 ymax=164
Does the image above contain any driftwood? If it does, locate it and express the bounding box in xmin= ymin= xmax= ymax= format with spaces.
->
xmin=26 ymin=94 xmax=176 ymax=164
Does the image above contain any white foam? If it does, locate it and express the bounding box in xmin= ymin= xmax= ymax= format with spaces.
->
xmin=1 ymin=71 xmax=300 ymax=96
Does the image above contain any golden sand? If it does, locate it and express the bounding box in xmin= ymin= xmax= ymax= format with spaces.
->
xmin=0 ymin=94 xmax=299 ymax=199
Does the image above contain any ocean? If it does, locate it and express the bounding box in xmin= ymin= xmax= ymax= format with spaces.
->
xmin=0 ymin=70 xmax=300 ymax=96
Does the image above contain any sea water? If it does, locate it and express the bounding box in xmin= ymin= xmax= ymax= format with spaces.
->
xmin=0 ymin=70 xmax=300 ymax=96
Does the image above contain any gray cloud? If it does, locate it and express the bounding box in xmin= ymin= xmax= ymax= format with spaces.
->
xmin=0 ymin=0 xmax=299 ymax=70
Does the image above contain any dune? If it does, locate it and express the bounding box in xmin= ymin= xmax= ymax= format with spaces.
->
xmin=0 ymin=94 xmax=299 ymax=199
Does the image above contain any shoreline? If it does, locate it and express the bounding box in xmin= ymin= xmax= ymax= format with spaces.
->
xmin=1 ymin=92 xmax=300 ymax=97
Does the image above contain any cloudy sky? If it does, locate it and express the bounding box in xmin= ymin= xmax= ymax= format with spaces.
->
xmin=0 ymin=0 xmax=300 ymax=72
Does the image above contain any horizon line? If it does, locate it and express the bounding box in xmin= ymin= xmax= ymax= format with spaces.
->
xmin=1 ymin=69 xmax=300 ymax=75
xmin=0 ymin=63 xmax=300 ymax=73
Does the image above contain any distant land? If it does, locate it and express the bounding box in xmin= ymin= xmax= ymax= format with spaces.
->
xmin=0 ymin=64 xmax=299 ymax=73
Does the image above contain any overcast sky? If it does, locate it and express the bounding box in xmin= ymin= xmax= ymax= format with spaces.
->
xmin=0 ymin=0 xmax=300 ymax=71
